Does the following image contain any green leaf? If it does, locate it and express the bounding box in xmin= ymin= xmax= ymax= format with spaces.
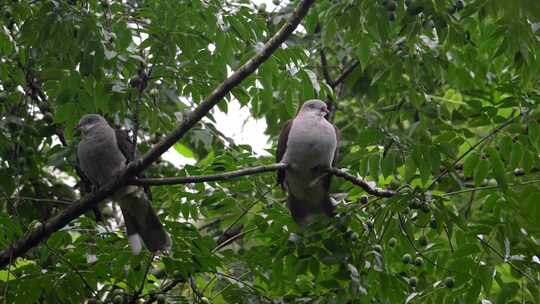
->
xmin=529 ymin=122 xmax=540 ymax=150
xmin=474 ymin=159 xmax=489 ymax=186
xmin=463 ymin=152 xmax=480 ymax=177
xmin=382 ymin=151 xmax=396 ymax=178
xmin=368 ymin=153 xmax=380 ymax=181
xmin=499 ymin=135 xmax=513 ymax=161
xmin=486 ymin=147 xmax=507 ymax=190
xmin=465 ymin=280 xmax=481 ymax=303
xmin=174 ymin=143 xmax=195 ymax=159
xmin=510 ymin=142 xmax=523 ymax=169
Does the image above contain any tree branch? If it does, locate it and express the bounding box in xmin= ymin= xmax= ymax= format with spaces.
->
xmin=143 ymin=279 xmax=185 ymax=304
xmin=428 ymin=112 xmax=522 ymax=190
xmin=319 ymin=49 xmax=333 ymax=87
xmin=331 ymin=60 xmax=359 ymax=89
xmin=0 ymin=0 xmax=316 ymax=268
xmin=326 ymin=167 xmax=397 ymax=197
xmin=131 ymin=164 xmax=287 ymax=186
xmin=131 ymin=163 xmax=398 ymax=199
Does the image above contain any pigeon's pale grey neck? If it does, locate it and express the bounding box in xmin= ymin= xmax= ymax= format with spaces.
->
xmin=80 ymin=123 xmax=103 ymax=137
xmin=299 ymin=109 xmax=326 ymax=118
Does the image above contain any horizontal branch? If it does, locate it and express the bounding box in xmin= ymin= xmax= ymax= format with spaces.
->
xmin=443 ymin=178 xmax=540 ymax=197
xmin=0 ymin=0 xmax=315 ymax=268
xmin=132 ymin=163 xmax=397 ymax=198
xmin=131 ymin=164 xmax=287 ymax=186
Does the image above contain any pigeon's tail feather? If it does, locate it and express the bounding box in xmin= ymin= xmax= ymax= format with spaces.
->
xmin=287 ymin=193 xmax=335 ymax=226
xmin=321 ymin=194 xmax=335 ymax=218
xmin=128 ymin=233 xmax=143 ymax=255
xmin=119 ymin=188 xmax=171 ymax=253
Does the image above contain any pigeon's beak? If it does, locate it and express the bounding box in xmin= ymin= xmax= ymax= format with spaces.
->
xmin=74 ymin=123 xmax=81 ymax=132
xmin=322 ymin=106 xmax=330 ymax=114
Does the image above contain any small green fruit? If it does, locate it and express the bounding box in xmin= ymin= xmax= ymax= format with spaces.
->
xmin=372 ymin=245 xmax=383 ymax=253
xmin=257 ymin=3 xmax=267 ymax=13
xmin=418 ymin=235 xmax=428 ymax=247
xmin=429 ymin=218 xmax=438 ymax=229
xmin=113 ymin=295 xmax=123 ymax=304
xmin=411 ymin=198 xmax=422 ymax=209
xmin=414 ymin=257 xmax=424 ymax=267
xmin=157 ymin=294 xmax=167 ymax=304
xmin=420 ymin=203 xmax=431 ymax=213
xmin=44 ymin=113 xmax=54 ymax=123
xmin=272 ymin=0 xmax=280 ymax=5
xmin=366 ymin=220 xmax=374 ymax=229
xmin=408 ymin=276 xmax=418 ymax=287
xmin=402 ymin=253 xmax=412 ymax=264
xmin=444 ymin=277 xmax=455 ymax=288
xmin=388 ymin=237 xmax=397 ymax=247
xmin=387 ymin=0 xmax=397 ymax=11
xmin=200 ymin=297 xmax=211 ymax=304
xmin=402 ymin=207 xmax=411 ymax=215
xmin=359 ymin=195 xmax=369 ymax=204
xmin=113 ymin=289 xmax=124 ymax=296
xmin=455 ymin=0 xmax=464 ymax=10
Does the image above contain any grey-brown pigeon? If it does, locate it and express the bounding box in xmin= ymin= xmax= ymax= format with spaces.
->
xmin=75 ymin=114 xmax=171 ymax=254
xmin=276 ymin=99 xmax=340 ymax=225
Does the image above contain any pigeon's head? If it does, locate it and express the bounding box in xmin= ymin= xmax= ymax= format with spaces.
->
xmin=299 ymin=99 xmax=330 ymax=117
xmin=75 ymin=114 xmax=107 ymax=134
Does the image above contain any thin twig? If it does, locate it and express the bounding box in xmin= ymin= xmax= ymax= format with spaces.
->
xmin=214 ymin=183 xmax=271 ymax=248
xmin=189 ymin=275 xmax=204 ymax=302
xmin=131 ymin=254 xmax=154 ymax=303
xmin=398 ymin=213 xmax=467 ymax=277
xmin=475 ymin=235 xmax=534 ymax=282
xmin=443 ymin=224 xmax=454 ymax=253
xmin=331 ymin=60 xmax=360 ymax=89
xmin=2 ymin=254 xmax=12 ymax=304
xmin=443 ymin=179 xmax=540 ymax=197
xmin=44 ymin=243 xmax=102 ymax=302
xmin=214 ymin=271 xmax=271 ymax=301
xmin=209 ymin=271 xmax=250 ymax=300
xmin=463 ymin=190 xmax=476 ymax=219
xmin=10 ymin=196 xmax=73 ymax=206
xmin=143 ymin=279 xmax=184 ymax=304
xmin=212 ymin=227 xmax=258 ymax=253
xmin=428 ymin=113 xmax=522 ymax=190
xmin=319 ymin=49 xmax=333 ymax=86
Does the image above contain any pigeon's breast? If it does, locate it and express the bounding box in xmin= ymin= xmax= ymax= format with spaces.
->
xmin=284 ymin=116 xmax=337 ymax=169
xmin=77 ymin=128 xmax=127 ymax=186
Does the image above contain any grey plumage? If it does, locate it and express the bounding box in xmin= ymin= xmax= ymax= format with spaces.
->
xmin=75 ymin=114 xmax=171 ymax=254
xmin=276 ymin=100 xmax=340 ymax=226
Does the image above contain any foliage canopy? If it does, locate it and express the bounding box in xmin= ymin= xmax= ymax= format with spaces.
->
xmin=1 ymin=0 xmax=540 ymax=303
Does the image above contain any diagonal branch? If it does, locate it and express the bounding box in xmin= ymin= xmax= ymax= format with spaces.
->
xmin=326 ymin=167 xmax=397 ymax=197
xmin=331 ymin=60 xmax=359 ymax=89
xmin=0 ymin=0 xmax=316 ymax=268
xmin=142 ymin=279 xmax=185 ymax=304
xmin=427 ymin=112 xmax=522 ymax=190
